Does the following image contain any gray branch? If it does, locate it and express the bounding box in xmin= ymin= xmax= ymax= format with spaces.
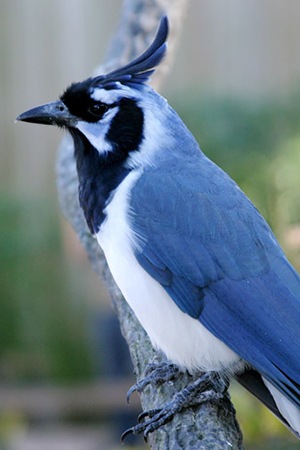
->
xmin=56 ymin=1 xmax=244 ymax=448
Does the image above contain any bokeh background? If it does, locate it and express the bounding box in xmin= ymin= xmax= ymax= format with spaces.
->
xmin=1 ymin=0 xmax=300 ymax=448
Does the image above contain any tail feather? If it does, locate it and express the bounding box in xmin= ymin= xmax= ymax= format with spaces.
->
xmin=235 ymin=369 xmax=300 ymax=438
xmin=263 ymin=377 xmax=300 ymax=437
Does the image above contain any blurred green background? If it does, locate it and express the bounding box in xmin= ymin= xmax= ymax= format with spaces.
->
xmin=1 ymin=0 xmax=300 ymax=449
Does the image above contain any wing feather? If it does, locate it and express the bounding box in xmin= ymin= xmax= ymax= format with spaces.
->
xmin=130 ymin=154 xmax=300 ymax=408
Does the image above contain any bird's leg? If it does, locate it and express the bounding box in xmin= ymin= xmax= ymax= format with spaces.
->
xmin=127 ymin=360 xmax=180 ymax=403
xmin=122 ymin=371 xmax=229 ymax=441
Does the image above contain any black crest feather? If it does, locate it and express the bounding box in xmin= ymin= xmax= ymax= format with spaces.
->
xmin=93 ymin=15 xmax=169 ymax=89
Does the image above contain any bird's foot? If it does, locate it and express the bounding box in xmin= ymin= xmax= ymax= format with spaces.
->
xmin=122 ymin=371 xmax=228 ymax=442
xmin=126 ymin=361 xmax=180 ymax=404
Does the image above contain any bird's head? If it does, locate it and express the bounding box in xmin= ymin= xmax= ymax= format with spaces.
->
xmin=17 ymin=16 xmax=169 ymax=165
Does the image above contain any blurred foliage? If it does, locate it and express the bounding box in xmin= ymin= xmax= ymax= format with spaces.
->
xmin=0 ymin=195 xmax=93 ymax=383
xmin=1 ymin=89 xmax=300 ymax=447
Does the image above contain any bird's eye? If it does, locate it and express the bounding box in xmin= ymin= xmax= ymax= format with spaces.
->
xmin=88 ymin=102 xmax=109 ymax=118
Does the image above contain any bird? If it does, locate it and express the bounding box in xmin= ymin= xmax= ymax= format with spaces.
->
xmin=17 ymin=15 xmax=300 ymax=440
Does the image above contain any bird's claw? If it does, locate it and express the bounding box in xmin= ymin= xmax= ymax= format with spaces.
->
xmin=122 ymin=371 xmax=228 ymax=442
xmin=121 ymin=405 xmax=174 ymax=442
xmin=126 ymin=361 xmax=180 ymax=404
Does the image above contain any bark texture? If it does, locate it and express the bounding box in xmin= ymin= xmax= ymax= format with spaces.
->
xmin=56 ymin=1 xmax=244 ymax=448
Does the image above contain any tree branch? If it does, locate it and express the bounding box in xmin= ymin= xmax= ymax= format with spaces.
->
xmin=56 ymin=1 xmax=244 ymax=448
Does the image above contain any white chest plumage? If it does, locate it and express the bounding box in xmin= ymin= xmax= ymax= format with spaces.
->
xmin=96 ymin=170 xmax=242 ymax=374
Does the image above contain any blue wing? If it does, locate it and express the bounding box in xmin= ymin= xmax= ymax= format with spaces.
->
xmin=130 ymin=151 xmax=300 ymax=409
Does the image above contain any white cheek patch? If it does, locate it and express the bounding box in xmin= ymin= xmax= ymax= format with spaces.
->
xmin=76 ymin=121 xmax=111 ymax=154
xmin=76 ymin=107 xmax=118 ymax=155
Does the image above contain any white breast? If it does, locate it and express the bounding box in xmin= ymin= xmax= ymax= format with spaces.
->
xmin=96 ymin=170 xmax=242 ymax=374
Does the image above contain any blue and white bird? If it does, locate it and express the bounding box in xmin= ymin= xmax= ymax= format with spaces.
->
xmin=17 ymin=16 xmax=300 ymax=439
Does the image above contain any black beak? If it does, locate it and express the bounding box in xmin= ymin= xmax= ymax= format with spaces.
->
xmin=16 ymin=100 xmax=76 ymax=127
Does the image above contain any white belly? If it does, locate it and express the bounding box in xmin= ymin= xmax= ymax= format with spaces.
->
xmin=97 ymin=171 xmax=242 ymax=373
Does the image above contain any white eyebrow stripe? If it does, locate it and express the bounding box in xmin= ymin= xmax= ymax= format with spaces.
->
xmin=91 ymin=85 xmax=134 ymax=103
